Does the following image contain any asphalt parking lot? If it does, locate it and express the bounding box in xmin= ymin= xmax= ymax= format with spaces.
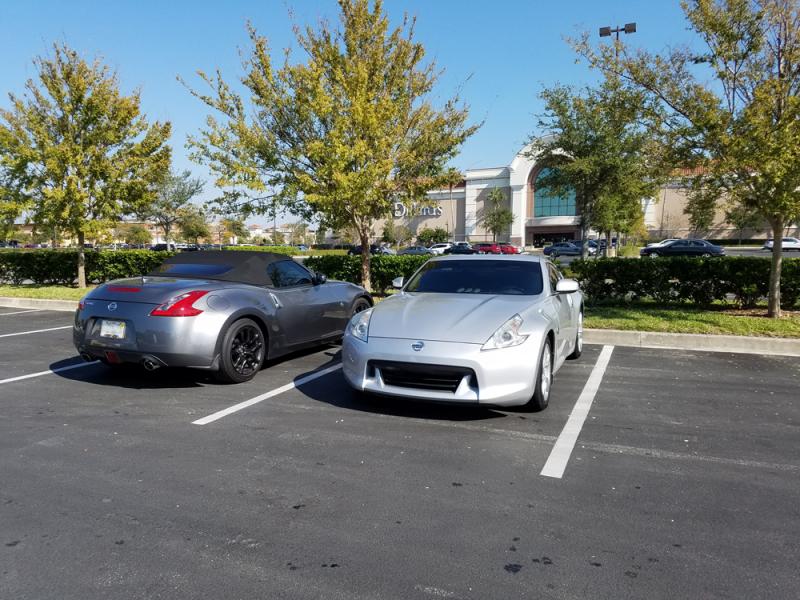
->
xmin=1 ymin=307 xmax=798 ymax=599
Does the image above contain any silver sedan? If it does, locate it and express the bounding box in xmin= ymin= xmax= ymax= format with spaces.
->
xmin=342 ymin=255 xmax=583 ymax=410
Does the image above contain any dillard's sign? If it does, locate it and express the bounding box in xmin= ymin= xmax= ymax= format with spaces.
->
xmin=393 ymin=202 xmax=443 ymax=219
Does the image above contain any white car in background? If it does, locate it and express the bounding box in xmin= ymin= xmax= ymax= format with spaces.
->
xmin=428 ymin=243 xmax=452 ymax=255
xmin=763 ymin=237 xmax=800 ymax=251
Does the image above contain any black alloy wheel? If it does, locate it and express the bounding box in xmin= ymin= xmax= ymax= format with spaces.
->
xmin=216 ymin=318 xmax=265 ymax=383
xmin=351 ymin=298 xmax=371 ymax=316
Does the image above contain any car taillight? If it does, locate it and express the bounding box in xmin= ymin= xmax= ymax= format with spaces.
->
xmin=150 ymin=290 xmax=209 ymax=317
xmin=78 ymin=299 xmax=85 ymax=311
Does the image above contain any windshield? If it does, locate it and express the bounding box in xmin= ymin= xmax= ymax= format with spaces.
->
xmin=405 ymin=260 xmax=544 ymax=295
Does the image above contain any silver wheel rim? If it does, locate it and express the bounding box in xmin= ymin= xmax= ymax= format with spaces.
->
xmin=540 ymin=343 xmax=552 ymax=400
xmin=577 ymin=312 xmax=583 ymax=353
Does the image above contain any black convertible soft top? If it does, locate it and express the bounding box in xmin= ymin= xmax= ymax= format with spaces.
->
xmin=149 ymin=250 xmax=293 ymax=287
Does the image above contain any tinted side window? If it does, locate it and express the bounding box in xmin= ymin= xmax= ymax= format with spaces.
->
xmin=267 ymin=261 xmax=313 ymax=288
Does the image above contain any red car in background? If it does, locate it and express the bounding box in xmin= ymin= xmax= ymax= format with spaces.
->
xmin=472 ymin=242 xmax=502 ymax=254
xmin=498 ymin=242 xmax=522 ymax=254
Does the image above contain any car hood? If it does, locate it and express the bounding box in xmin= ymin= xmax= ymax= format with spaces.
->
xmin=368 ymin=292 xmax=541 ymax=344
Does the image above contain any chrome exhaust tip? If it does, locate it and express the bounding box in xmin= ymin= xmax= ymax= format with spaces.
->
xmin=141 ymin=358 xmax=160 ymax=372
xmin=79 ymin=352 xmax=93 ymax=362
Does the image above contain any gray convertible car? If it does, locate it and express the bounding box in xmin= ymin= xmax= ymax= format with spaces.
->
xmin=74 ymin=251 xmax=372 ymax=382
xmin=342 ymin=255 xmax=583 ymax=410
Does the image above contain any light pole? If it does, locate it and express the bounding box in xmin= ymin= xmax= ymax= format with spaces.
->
xmin=599 ymin=22 xmax=636 ymax=58
xmin=599 ymin=22 xmax=636 ymax=257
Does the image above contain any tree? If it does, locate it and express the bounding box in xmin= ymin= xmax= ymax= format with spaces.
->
xmin=0 ymin=43 xmax=171 ymax=287
xmin=725 ymin=204 xmax=762 ymax=245
xmin=394 ymin=225 xmax=413 ymax=246
xmin=577 ymin=0 xmax=800 ymax=316
xmin=287 ymin=221 xmax=308 ymax=245
xmin=185 ymin=0 xmax=478 ymax=291
xmin=481 ymin=188 xmax=514 ymax=242
xmin=270 ymin=229 xmax=285 ymax=245
xmin=177 ymin=207 xmax=211 ymax=244
xmin=315 ymin=226 xmax=327 ymax=245
xmin=223 ymin=218 xmax=248 ymax=244
xmin=139 ymin=169 xmax=204 ymax=244
xmin=382 ymin=219 xmax=398 ymax=245
xmin=529 ymin=76 xmax=666 ymax=259
xmin=417 ymin=227 xmax=449 ymax=246
xmin=119 ymin=223 xmax=152 ymax=246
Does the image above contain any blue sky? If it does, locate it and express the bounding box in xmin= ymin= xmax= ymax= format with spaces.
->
xmin=1 ymin=0 xmax=694 ymax=213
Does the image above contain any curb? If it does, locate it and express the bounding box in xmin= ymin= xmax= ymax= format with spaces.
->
xmin=585 ymin=328 xmax=800 ymax=357
xmin=0 ymin=296 xmax=77 ymax=312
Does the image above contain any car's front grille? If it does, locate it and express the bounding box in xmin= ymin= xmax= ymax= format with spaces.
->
xmin=369 ymin=360 xmax=476 ymax=393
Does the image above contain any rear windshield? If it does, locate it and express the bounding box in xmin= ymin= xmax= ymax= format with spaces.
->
xmin=405 ymin=260 xmax=543 ymax=295
xmin=153 ymin=263 xmax=234 ymax=277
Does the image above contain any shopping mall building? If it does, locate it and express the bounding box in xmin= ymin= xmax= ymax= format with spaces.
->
xmin=376 ymin=142 xmax=786 ymax=246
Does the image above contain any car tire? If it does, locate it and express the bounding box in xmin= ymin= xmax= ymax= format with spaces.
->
xmin=526 ymin=338 xmax=552 ymax=412
xmin=701 ymin=252 xmax=711 ymax=258
xmin=215 ymin=318 xmax=266 ymax=384
xmin=351 ymin=297 xmax=371 ymax=317
xmin=567 ymin=311 xmax=583 ymax=360
xmin=649 ymin=252 xmax=659 ymax=258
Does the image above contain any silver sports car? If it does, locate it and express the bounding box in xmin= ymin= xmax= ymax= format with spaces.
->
xmin=342 ymin=255 xmax=583 ymax=410
xmin=74 ymin=251 xmax=372 ymax=382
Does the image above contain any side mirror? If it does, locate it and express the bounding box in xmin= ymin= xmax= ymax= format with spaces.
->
xmin=555 ymin=278 xmax=580 ymax=294
xmin=392 ymin=276 xmax=404 ymax=289
xmin=313 ymin=272 xmax=327 ymax=285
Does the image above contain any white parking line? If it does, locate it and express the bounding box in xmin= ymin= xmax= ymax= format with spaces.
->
xmin=540 ymin=345 xmax=615 ymax=479
xmin=193 ymin=363 xmax=343 ymax=425
xmin=0 ymin=309 xmax=41 ymax=316
xmin=0 ymin=325 xmax=72 ymax=338
xmin=0 ymin=361 xmax=99 ymax=385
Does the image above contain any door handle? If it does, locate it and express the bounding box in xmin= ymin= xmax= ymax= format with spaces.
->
xmin=269 ymin=293 xmax=282 ymax=308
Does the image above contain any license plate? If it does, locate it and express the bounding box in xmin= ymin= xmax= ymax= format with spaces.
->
xmin=100 ymin=319 xmax=126 ymax=339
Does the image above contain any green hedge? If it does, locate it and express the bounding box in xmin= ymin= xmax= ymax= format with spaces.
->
xmin=222 ymin=245 xmax=296 ymax=255
xmin=0 ymin=250 xmax=174 ymax=285
xmin=305 ymin=254 xmax=431 ymax=293
xmin=567 ymin=256 xmax=800 ymax=309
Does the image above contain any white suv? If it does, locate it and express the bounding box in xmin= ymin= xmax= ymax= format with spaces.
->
xmin=428 ymin=243 xmax=452 ymax=255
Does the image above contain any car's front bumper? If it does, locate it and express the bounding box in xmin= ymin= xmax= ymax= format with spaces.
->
xmin=341 ymin=333 xmax=542 ymax=407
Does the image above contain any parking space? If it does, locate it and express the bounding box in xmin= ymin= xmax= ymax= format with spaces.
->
xmin=1 ymin=308 xmax=798 ymax=599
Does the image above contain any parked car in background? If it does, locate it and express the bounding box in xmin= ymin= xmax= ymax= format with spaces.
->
xmin=763 ymin=237 xmax=800 ymax=251
xmin=74 ymin=251 xmax=372 ymax=383
xmin=342 ymin=255 xmax=583 ymax=410
xmin=568 ymin=240 xmax=598 ymax=256
xmin=150 ymin=243 xmax=176 ymax=252
xmin=543 ymin=242 xmax=584 ymax=257
xmin=640 ymin=239 xmax=725 ymax=258
xmin=646 ymin=238 xmax=680 ymax=248
xmin=472 ymin=242 xmax=501 ymax=254
xmin=498 ymin=242 xmax=522 ymax=255
xmin=295 ymin=244 xmax=309 ymax=252
xmin=428 ymin=243 xmax=452 ymax=255
xmin=398 ymin=245 xmax=433 ymax=255
xmin=348 ymin=244 xmax=395 ymax=256
xmin=443 ymin=244 xmax=476 ymax=255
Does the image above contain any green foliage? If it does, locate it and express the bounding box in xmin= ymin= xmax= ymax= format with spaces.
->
xmin=305 ymin=254 xmax=430 ymax=293
xmin=416 ymin=227 xmax=449 ymax=246
xmin=0 ymin=250 xmax=173 ymax=285
xmin=222 ymin=245 xmax=296 ymax=256
xmin=569 ymin=256 xmax=800 ymax=310
xmin=118 ymin=224 xmax=152 ymax=246
xmin=481 ymin=188 xmax=514 ymax=241
xmin=184 ymin=0 xmax=477 ymax=290
xmin=139 ymin=170 xmax=204 ymax=242
xmin=0 ymin=43 xmax=171 ymax=287
xmin=531 ymin=75 xmax=666 ymax=253
xmin=576 ymin=0 xmax=800 ymax=316
xmin=177 ymin=208 xmax=211 ymax=243
xmin=381 ymin=219 xmax=398 ymax=245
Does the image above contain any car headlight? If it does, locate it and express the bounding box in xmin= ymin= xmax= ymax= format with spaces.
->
xmin=481 ymin=314 xmax=528 ymax=351
xmin=348 ymin=307 xmax=373 ymax=342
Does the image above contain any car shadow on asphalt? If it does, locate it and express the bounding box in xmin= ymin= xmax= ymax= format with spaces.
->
xmin=295 ymin=364 xmax=509 ymax=423
xmin=49 ymin=344 xmax=348 ymax=390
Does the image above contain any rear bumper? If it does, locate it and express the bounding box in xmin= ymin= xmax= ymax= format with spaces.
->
xmin=72 ymin=303 xmax=223 ymax=369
